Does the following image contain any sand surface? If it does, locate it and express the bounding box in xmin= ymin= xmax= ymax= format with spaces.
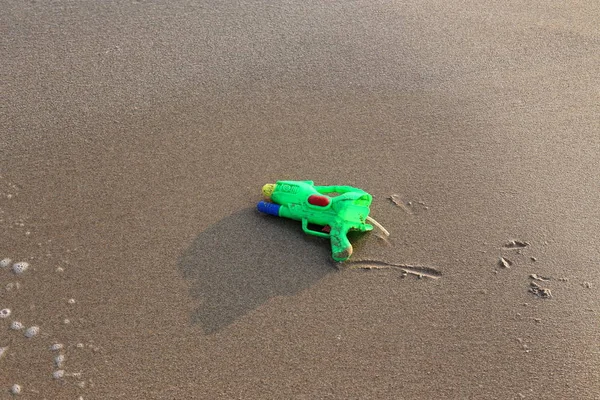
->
xmin=1 ymin=1 xmax=599 ymax=398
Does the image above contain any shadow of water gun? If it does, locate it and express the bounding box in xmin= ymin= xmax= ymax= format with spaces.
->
xmin=178 ymin=208 xmax=334 ymax=334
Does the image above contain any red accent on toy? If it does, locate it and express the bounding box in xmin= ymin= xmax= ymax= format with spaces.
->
xmin=308 ymin=195 xmax=330 ymax=207
xmin=322 ymin=225 xmax=331 ymax=233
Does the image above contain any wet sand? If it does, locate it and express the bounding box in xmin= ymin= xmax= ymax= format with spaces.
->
xmin=1 ymin=1 xmax=599 ymax=398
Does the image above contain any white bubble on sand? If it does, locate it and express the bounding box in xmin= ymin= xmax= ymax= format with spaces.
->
xmin=55 ymin=354 xmax=65 ymax=367
xmin=12 ymin=262 xmax=30 ymax=274
xmin=63 ymin=319 xmax=70 ymax=324
xmin=53 ymin=370 xmax=65 ymax=379
xmin=0 ymin=308 xmax=10 ymax=318
xmin=0 ymin=347 xmax=7 ymax=358
xmin=5 ymin=282 xmax=21 ymax=291
xmin=50 ymin=343 xmax=64 ymax=351
xmin=68 ymin=298 xmax=76 ymax=304
xmin=10 ymin=384 xmax=21 ymax=394
xmin=0 ymin=258 xmax=11 ymax=268
xmin=11 ymin=321 xmax=24 ymax=330
xmin=24 ymin=326 xmax=39 ymax=338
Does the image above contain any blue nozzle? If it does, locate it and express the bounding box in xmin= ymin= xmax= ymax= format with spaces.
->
xmin=257 ymin=201 xmax=281 ymax=216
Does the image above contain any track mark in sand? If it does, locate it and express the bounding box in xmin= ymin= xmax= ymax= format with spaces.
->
xmin=498 ymin=257 xmax=513 ymax=269
xmin=338 ymin=260 xmax=442 ymax=279
xmin=388 ymin=194 xmax=412 ymax=214
xmin=389 ymin=195 xmax=430 ymax=214
xmin=503 ymin=240 xmax=530 ymax=250
xmin=529 ymin=281 xmax=553 ymax=298
xmin=530 ymin=274 xmax=551 ymax=282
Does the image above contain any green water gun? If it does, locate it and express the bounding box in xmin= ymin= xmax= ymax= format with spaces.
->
xmin=257 ymin=180 xmax=377 ymax=261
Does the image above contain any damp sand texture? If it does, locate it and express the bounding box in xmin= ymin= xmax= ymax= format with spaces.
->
xmin=2 ymin=0 xmax=600 ymax=399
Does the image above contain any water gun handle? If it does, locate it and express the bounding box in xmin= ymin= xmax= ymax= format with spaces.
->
xmin=329 ymin=223 xmax=353 ymax=262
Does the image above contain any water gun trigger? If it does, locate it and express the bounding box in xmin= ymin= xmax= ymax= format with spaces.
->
xmin=301 ymin=219 xmax=330 ymax=238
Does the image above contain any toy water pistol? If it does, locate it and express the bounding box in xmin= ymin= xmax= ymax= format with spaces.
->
xmin=257 ymin=180 xmax=384 ymax=262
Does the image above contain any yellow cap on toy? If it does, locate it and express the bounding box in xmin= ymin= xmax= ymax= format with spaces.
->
xmin=262 ymin=184 xmax=276 ymax=200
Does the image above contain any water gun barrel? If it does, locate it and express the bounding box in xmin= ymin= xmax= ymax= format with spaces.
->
xmin=257 ymin=201 xmax=281 ymax=217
